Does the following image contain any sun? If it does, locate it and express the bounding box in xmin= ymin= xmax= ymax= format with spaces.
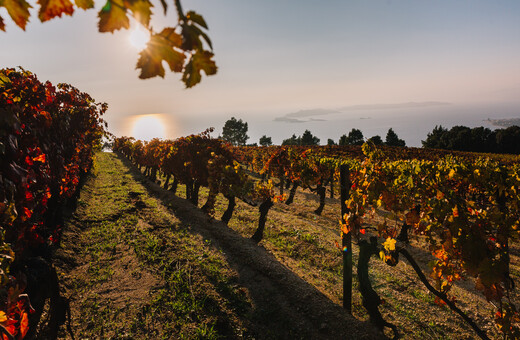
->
xmin=132 ymin=114 xmax=165 ymax=141
xmin=129 ymin=25 xmax=150 ymax=50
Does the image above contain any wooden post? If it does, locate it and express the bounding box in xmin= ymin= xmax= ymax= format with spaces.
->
xmin=340 ymin=164 xmax=352 ymax=313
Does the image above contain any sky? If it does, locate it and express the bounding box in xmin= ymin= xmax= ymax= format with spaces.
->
xmin=2 ymin=0 xmax=520 ymax=146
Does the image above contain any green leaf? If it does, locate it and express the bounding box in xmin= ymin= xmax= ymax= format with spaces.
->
xmin=124 ymin=0 xmax=152 ymax=27
xmin=182 ymin=50 xmax=216 ymax=88
xmin=2 ymin=0 xmax=32 ymax=30
xmin=38 ymin=0 xmax=75 ymax=22
xmin=186 ymin=10 xmax=207 ymax=29
xmin=75 ymin=0 xmax=94 ymax=10
xmin=136 ymin=33 xmax=186 ymax=78
xmin=98 ymin=0 xmax=130 ymax=33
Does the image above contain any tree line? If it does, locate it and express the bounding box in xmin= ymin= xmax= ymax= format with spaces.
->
xmin=219 ymin=117 xmax=520 ymax=154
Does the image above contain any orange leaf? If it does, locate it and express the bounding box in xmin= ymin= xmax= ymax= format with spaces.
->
xmin=20 ymin=312 xmax=29 ymax=338
xmin=38 ymin=0 xmax=74 ymax=22
xmin=33 ymin=154 xmax=46 ymax=163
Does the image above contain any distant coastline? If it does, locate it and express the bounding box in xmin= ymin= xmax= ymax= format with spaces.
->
xmin=485 ymin=118 xmax=520 ymax=128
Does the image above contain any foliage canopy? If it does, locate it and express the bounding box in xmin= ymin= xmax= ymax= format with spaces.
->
xmin=0 ymin=0 xmax=216 ymax=87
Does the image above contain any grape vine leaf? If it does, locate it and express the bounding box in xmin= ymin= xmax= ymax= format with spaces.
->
xmin=136 ymin=31 xmax=185 ymax=78
xmin=38 ymin=0 xmax=75 ymax=22
xmin=186 ymin=10 xmax=207 ymax=29
xmin=124 ymin=0 xmax=152 ymax=27
xmin=98 ymin=0 xmax=129 ymax=33
xmin=2 ymin=0 xmax=31 ymax=30
xmin=182 ymin=50 xmax=216 ymax=88
xmin=74 ymin=0 xmax=94 ymax=10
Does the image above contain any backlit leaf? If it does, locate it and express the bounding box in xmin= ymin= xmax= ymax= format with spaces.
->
xmin=38 ymin=0 xmax=74 ymax=22
xmin=136 ymin=33 xmax=185 ymax=78
xmin=75 ymin=0 xmax=94 ymax=10
xmin=3 ymin=0 xmax=32 ymax=30
xmin=182 ymin=50 xmax=216 ymax=88
xmin=186 ymin=10 xmax=207 ymax=29
xmin=124 ymin=0 xmax=152 ymax=27
xmin=98 ymin=0 xmax=129 ymax=33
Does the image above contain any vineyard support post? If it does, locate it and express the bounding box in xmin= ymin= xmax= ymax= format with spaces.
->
xmin=340 ymin=164 xmax=352 ymax=313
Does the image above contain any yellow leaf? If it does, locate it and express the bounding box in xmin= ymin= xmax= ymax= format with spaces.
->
xmin=124 ymin=0 xmax=152 ymax=27
xmin=0 ymin=310 xmax=7 ymax=323
xmin=383 ymin=237 xmax=396 ymax=252
xmin=448 ymin=169 xmax=456 ymax=179
xmin=98 ymin=0 xmax=130 ymax=33
xmin=3 ymin=0 xmax=32 ymax=30
xmin=75 ymin=0 xmax=94 ymax=9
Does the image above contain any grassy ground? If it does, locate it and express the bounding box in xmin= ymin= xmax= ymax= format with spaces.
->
xmin=52 ymin=152 xmax=518 ymax=339
xmin=54 ymin=152 xmax=380 ymax=339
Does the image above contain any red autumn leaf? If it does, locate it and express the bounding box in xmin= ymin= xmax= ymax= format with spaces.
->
xmin=38 ymin=0 xmax=74 ymax=22
xmin=25 ymin=190 xmax=33 ymax=201
xmin=24 ymin=207 xmax=32 ymax=219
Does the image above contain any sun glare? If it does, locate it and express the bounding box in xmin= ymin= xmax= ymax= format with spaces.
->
xmin=129 ymin=26 xmax=150 ymax=50
xmin=132 ymin=114 xmax=165 ymax=141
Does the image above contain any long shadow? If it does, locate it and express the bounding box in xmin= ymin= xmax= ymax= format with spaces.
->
xmin=116 ymin=154 xmax=384 ymax=340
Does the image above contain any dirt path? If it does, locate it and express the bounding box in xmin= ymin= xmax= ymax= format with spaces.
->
xmin=53 ymin=152 xmax=382 ymax=339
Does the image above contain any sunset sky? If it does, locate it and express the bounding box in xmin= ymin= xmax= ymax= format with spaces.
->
xmin=2 ymin=1 xmax=520 ymax=146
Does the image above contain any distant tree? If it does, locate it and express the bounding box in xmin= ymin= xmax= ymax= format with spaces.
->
xmin=327 ymin=138 xmax=336 ymax=145
xmin=282 ymin=134 xmax=300 ymax=146
xmin=222 ymin=117 xmax=249 ymax=146
xmin=422 ymin=125 xmax=449 ymax=149
xmin=338 ymin=134 xmax=348 ymax=146
xmin=496 ymin=126 xmax=520 ymax=154
xmin=346 ymin=128 xmax=364 ymax=145
xmin=385 ymin=128 xmax=406 ymax=147
xmin=259 ymin=135 xmax=273 ymax=146
xmin=367 ymin=135 xmax=383 ymax=145
xmin=300 ymin=130 xmax=320 ymax=145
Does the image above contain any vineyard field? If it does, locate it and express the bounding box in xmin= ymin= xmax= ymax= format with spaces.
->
xmin=52 ymin=152 xmax=518 ymax=339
